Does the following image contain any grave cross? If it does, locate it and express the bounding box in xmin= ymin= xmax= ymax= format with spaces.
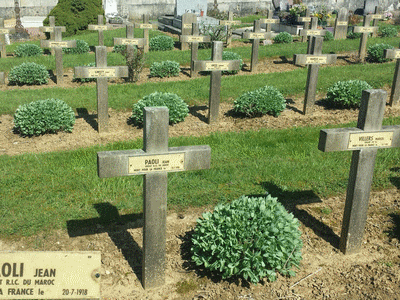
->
xmin=242 ymin=20 xmax=274 ymax=72
xmin=384 ymin=44 xmax=400 ymax=106
xmin=74 ymin=46 xmax=128 ymax=133
xmin=134 ymin=15 xmax=157 ymax=53
xmin=97 ymin=106 xmax=211 ymax=289
xmin=318 ymin=89 xmax=400 ymax=255
xmin=40 ymin=26 xmax=76 ymax=84
xmin=259 ymin=9 xmax=279 ymax=34
xmin=371 ymin=6 xmax=384 ymax=37
xmin=193 ymin=41 xmax=240 ymax=123
xmin=333 ymin=7 xmax=349 ymax=40
xmin=297 ymin=9 xmax=311 ymax=42
xmin=0 ymin=18 xmax=13 ymax=58
xmin=40 ymin=16 xmax=65 ymax=55
xmin=353 ymin=14 xmax=378 ymax=62
xmin=88 ymin=15 xmax=111 ymax=46
xmin=220 ymin=11 xmax=241 ymax=47
xmin=0 ymin=72 xmax=4 ymax=85
xmin=114 ymin=23 xmax=145 ymax=58
xmin=299 ymin=17 xmax=326 ymax=54
xmin=180 ymin=13 xmax=197 ymax=50
xmin=293 ymin=36 xmax=337 ymax=115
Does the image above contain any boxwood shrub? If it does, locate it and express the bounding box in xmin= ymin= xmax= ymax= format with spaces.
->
xmin=150 ymin=60 xmax=180 ymax=78
xmin=191 ymin=195 xmax=303 ymax=283
xmin=63 ymin=39 xmax=90 ymax=54
xmin=379 ymin=25 xmax=398 ymax=37
xmin=149 ymin=35 xmax=174 ymax=51
xmin=8 ymin=62 xmax=50 ymax=85
xmin=367 ymin=43 xmax=394 ymax=63
xmin=273 ymin=32 xmax=293 ymax=44
xmin=14 ymin=98 xmax=75 ymax=136
xmin=14 ymin=43 xmax=43 ymax=57
xmin=324 ymin=31 xmax=334 ymax=41
xmin=326 ymin=80 xmax=372 ymax=108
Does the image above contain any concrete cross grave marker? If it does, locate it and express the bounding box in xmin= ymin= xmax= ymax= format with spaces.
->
xmin=334 ymin=7 xmax=349 ymax=40
xmin=114 ymin=23 xmax=145 ymax=59
xmin=259 ymin=9 xmax=279 ymax=34
xmin=40 ymin=26 xmax=76 ymax=84
xmin=40 ymin=16 xmax=65 ymax=56
xmin=353 ymin=14 xmax=378 ymax=62
xmin=0 ymin=18 xmax=13 ymax=58
xmin=293 ymin=36 xmax=337 ymax=115
xmin=179 ymin=22 xmax=211 ymax=77
xmin=220 ymin=12 xmax=241 ymax=47
xmin=384 ymin=44 xmax=400 ymax=106
xmin=89 ymin=15 xmax=112 ymax=46
xmin=299 ymin=17 xmax=326 ymax=54
xmin=318 ymin=89 xmax=400 ymax=255
xmin=180 ymin=13 xmax=197 ymax=50
xmin=74 ymin=46 xmax=128 ymax=133
xmin=193 ymin=41 xmax=240 ymax=123
xmin=97 ymin=106 xmax=211 ymax=289
xmin=134 ymin=15 xmax=158 ymax=53
xmin=242 ymin=20 xmax=274 ymax=72
xmin=297 ymin=9 xmax=311 ymax=42
xmin=371 ymin=6 xmax=384 ymax=37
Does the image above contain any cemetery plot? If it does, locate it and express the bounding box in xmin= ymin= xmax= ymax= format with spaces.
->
xmin=114 ymin=23 xmax=145 ymax=59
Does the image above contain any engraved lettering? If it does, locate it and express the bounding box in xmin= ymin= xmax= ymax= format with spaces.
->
xmin=7 ymin=288 xmax=34 ymax=295
xmin=34 ymin=268 xmax=56 ymax=277
xmin=205 ymin=62 xmax=230 ymax=71
xmin=337 ymin=21 xmax=348 ymax=26
xmin=305 ymin=56 xmax=327 ymax=64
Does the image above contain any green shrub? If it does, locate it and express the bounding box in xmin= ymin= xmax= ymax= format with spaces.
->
xmin=63 ymin=39 xmax=90 ymax=54
xmin=150 ymin=61 xmax=180 ymax=78
xmin=113 ymin=44 xmax=127 ymax=54
xmin=73 ymin=62 xmax=96 ymax=83
xmin=14 ymin=98 xmax=75 ymax=136
xmin=234 ymin=86 xmax=286 ymax=117
xmin=8 ymin=62 xmax=49 ymax=85
xmin=379 ymin=24 xmax=398 ymax=37
xmin=324 ymin=31 xmax=334 ymax=41
xmin=14 ymin=44 xmax=43 ymax=57
xmin=120 ymin=47 xmax=146 ymax=82
xmin=367 ymin=43 xmax=394 ymax=63
xmin=273 ymin=32 xmax=293 ymax=44
xmin=131 ymin=92 xmax=189 ymax=125
xmin=326 ymin=80 xmax=372 ymax=108
xmin=149 ymin=35 xmax=174 ymax=51
xmin=347 ymin=30 xmax=361 ymax=39
xmin=191 ymin=195 xmax=303 ymax=283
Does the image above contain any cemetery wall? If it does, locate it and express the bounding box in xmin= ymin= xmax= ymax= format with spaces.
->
xmin=300 ymin=0 xmax=398 ymax=13
xmin=0 ymin=0 xmax=57 ymax=19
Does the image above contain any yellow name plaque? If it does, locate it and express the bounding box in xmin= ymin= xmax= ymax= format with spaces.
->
xmin=299 ymin=17 xmax=311 ymax=22
xmin=90 ymin=25 xmax=108 ymax=30
xmin=348 ymin=132 xmax=393 ymax=149
xmin=139 ymin=24 xmax=154 ymax=29
xmin=307 ymin=30 xmax=323 ymax=35
xmin=261 ymin=19 xmax=279 ymax=24
xmin=187 ymin=36 xmax=204 ymax=42
xmin=394 ymin=51 xmax=400 ymax=59
xmin=337 ymin=21 xmax=348 ymax=26
xmin=121 ymin=39 xmax=139 ymax=45
xmin=205 ymin=62 xmax=230 ymax=71
xmin=0 ymin=29 xmax=10 ymax=34
xmin=372 ymin=14 xmax=383 ymax=19
xmin=220 ymin=20 xmax=240 ymax=26
xmin=88 ymin=68 xmax=116 ymax=78
xmin=183 ymin=24 xmax=192 ymax=29
xmin=0 ymin=251 xmax=101 ymax=299
xmin=48 ymin=41 xmax=69 ymax=48
xmin=128 ymin=153 xmax=185 ymax=174
xmin=357 ymin=27 xmax=375 ymax=33
xmin=306 ymin=56 xmax=327 ymax=64
xmin=42 ymin=27 xmax=53 ymax=33
xmin=249 ymin=33 xmax=266 ymax=39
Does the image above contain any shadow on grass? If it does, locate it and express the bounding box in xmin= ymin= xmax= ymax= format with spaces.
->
xmin=67 ymin=202 xmax=144 ymax=282
xmin=76 ymin=107 xmax=98 ymax=131
xmin=273 ymin=55 xmax=291 ymax=65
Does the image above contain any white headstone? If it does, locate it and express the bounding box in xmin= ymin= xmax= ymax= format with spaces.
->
xmin=176 ymin=0 xmax=207 ymax=17
xmin=105 ymin=0 xmax=118 ymax=16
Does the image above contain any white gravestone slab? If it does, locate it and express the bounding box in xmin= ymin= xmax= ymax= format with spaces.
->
xmin=105 ymin=0 xmax=118 ymax=16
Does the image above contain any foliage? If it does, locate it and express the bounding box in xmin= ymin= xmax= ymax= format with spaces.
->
xmin=150 ymin=60 xmax=180 ymax=78
xmin=63 ymin=39 xmax=90 ymax=54
xmin=379 ymin=25 xmax=398 ymax=38
xmin=313 ymin=5 xmax=332 ymax=25
xmin=113 ymin=44 xmax=126 ymax=54
xmin=131 ymin=92 xmax=189 ymax=125
xmin=279 ymin=3 xmax=307 ymax=25
xmin=325 ymin=80 xmax=372 ymax=108
xmin=14 ymin=43 xmax=43 ymax=57
xmin=347 ymin=30 xmax=361 ymax=39
xmin=367 ymin=43 xmax=394 ymax=63
xmin=191 ymin=195 xmax=303 ymax=283
xmin=43 ymin=0 xmax=104 ymax=37
xmin=199 ymin=23 xmax=227 ymax=48
xmin=121 ymin=46 xmax=146 ymax=82
xmin=273 ymin=32 xmax=293 ymax=44
xmin=324 ymin=31 xmax=334 ymax=41
xmin=348 ymin=13 xmax=362 ymax=26
xmin=13 ymin=98 xmax=75 ymax=136
xmin=384 ymin=12 xmax=393 ymax=21
xmin=149 ymin=35 xmax=174 ymax=51
xmin=73 ymin=62 xmax=96 ymax=83
xmin=234 ymin=86 xmax=286 ymax=117
xmin=8 ymin=62 xmax=49 ymax=85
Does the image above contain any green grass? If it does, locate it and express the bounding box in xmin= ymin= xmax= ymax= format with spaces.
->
xmin=1 ymin=117 xmax=400 ymax=239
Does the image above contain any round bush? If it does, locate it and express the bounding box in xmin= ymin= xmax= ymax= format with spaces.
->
xmin=150 ymin=61 xmax=180 ymax=78
xmin=326 ymin=80 xmax=372 ymax=108
xmin=273 ymin=32 xmax=293 ymax=44
xmin=14 ymin=43 xmax=43 ymax=57
xmin=63 ymin=40 xmax=90 ymax=54
xmin=131 ymin=92 xmax=189 ymax=125
xmin=324 ymin=31 xmax=334 ymax=41
xmin=14 ymin=98 xmax=75 ymax=136
xmin=8 ymin=62 xmax=49 ymax=85
xmin=379 ymin=25 xmax=398 ymax=38
xmin=234 ymin=86 xmax=286 ymax=117
xmin=149 ymin=35 xmax=174 ymax=51
xmin=191 ymin=195 xmax=303 ymax=283
xmin=367 ymin=43 xmax=394 ymax=63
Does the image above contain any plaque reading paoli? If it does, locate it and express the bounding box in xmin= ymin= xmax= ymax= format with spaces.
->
xmin=205 ymin=62 xmax=230 ymax=71
xmin=121 ymin=39 xmax=139 ymax=45
xmin=306 ymin=56 xmax=327 ymax=64
xmin=337 ymin=21 xmax=348 ymax=26
xmin=48 ymin=41 xmax=69 ymax=48
xmin=42 ymin=27 xmax=53 ymax=32
xmin=0 ymin=251 xmax=100 ymax=299
xmin=128 ymin=153 xmax=185 ymax=174
xmin=187 ymin=36 xmax=204 ymax=42
xmin=348 ymin=132 xmax=393 ymax=149
xmin=88 ymin=68 xmax=116 ymax=78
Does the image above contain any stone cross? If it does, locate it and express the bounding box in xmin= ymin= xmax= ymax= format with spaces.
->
xmin=297 ymin=9 xmax=311 ymax=42
xmin=88 ymin=15 xmax=111 ymax=46
xmin=220 ymin=11 xmax=241 ymax=47
xmin=40 ymin=16 xmax=65 ymax=55
xmin=40 ymin=26 xmax=76 ymax=84
xmin=299 ymin=17 xmax=326 ymax=54
xmin=97 ymin=107 xmax=211 ymax=289
xmin=180 ymin=13 xmax=197 ymax=50
xmin=114 ymin=23 xmax=145 ymax=59
xmin=74 ymin=46 xmax=128 ymax=133
xmin=353 ymin=14 xmax=377 ymax=62
xmin=333 ymin=7 xmax=349 ymax=40
xmin=134 ymin=15 xmax=157 ymax=53
xmin=259 ymin=9 xmax=279 ymax=34
xmin=371 ymin=6 xmax=384 ymax=37
xmin=193 ymin=41 xmax=240 ymax=123
xmin=293 ymin=36 xmax=337 ymax=115
xmin=318 ymin=89 xmax=400 ymax=255
xmin=384 ymin=45 xmax=400 ymax=106
xmin=0 ymin=72 xmax=4 ymax=85
xmin=179 ymin=22 xmax=211 ymax=77
xmin=0 ymin=18 xmax=13 ymax=58
xmin=242 ymin=20 xmax=274 ymax=72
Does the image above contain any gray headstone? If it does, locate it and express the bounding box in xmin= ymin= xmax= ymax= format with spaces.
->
xmin=176 ymin=0 xmax=207 ymax=17
xmin=334 ymin=7 xmax=349 ymax=40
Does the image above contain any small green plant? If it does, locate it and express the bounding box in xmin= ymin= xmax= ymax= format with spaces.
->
xmin=13 ymin=98 xmax=75 ymax=136
xmin=121 ymin=47 xmax=146 ymax=82
xmin=347 ymin=29 xmax=361 ymax=39
xmin=63 ymin=39 xmax=90 ymax=54
xmin=191 ymin=195 xmax=303 ymax=283
xmin=175 ymin=279 xmax=198 ymax=294
xmin=234 ymin=86 xmax=286 ymax=117
xmin=131 ymin=92 xmax=189 ymax=125
xmin=379 ymin=25 xmax=398 ymax=37
xmin=273 ymin=32 xmax=293 ymax=44
xmin=113 ymin=44 xmax=127 ymax=54
xmin=8 ymin=62 xmax=49 ymax=85
xmin=199 ymin=23 xmax=227 ymax=48
xmin=326 ymin=80 xmax=372 ymax=108
xmin=367 ymin=43 xmax=394 ymax=63
xmin=150 ymin=60 xmax=180 ymax=78
xmin=324 ymin=31 xmax=334 ymax=41
xmin=149 ymin=35 xmax=174 ymax=51
xmin=73 ymin=62 xmax=96 ymax=83
xmin=14 ymin=43 xmax=43 ymax=57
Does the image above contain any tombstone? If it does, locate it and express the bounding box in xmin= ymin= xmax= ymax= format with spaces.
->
xmin=88 ymin=15 xmax=111 ymax=46
xmin=74 ymin=46 xmax=128 ymax=133
xmin=364 ymin=0 xmax=379 ymax=14
xmin=318 ymin=89 xmax=400 ymax=254
xmin=334 ymin=7 xmax=349 ymax=40
xmin=135 ymin=15 xmax=157 ymax=53
xmin=97 ymin=106 xmax=211 ymax=288
xmin=114 ymin=23 xmax=145 ymax=59
xmin=384 ymin=45 xmax=400 ymax=106
xmin=260 ymin=9 xmax=280 ymax=34
xmin=176 ymin=0 xmax=207 ymax=17
xmin=40 ymin=27 xmax=76 ymax=84
xmin=105 ymin=0 xmax=118 ymax=17
xmin=179 ymin=23 xmax=211 ymax=77
xmin=293 ymin=36 xmax=337 ymax=115
xmin=279 ymin=0 xmax=290 ymax=11
xmin=220 ymin=12 xmax=241 ymax=47
xmin=297 ymin=9 xmax=311 ymax=43
xmin=353 ymin=14 xmax=377 ymax=62
xmin=242 ymin=20 xmax=274 ymax=72
xmin=299 ymin=17 xmax=326 ymax=54
xmin=192 ymin=41 xmax=240 ymax=123
xmin=371 ymin=6 xmax=384 ymax=37
xmin=0 ymin=18 xmax=13 ymax=58
xmin=180 ymin=13 xmax=197 ymax=50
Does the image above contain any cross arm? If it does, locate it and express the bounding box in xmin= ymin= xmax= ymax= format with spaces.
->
xmin=74 ymin=66 xmax=129 ymax=78
xmin=0 ymin=28 xmax=15 ymax=34
xmin=39 ymin=26 xmax=66 ymax=33
xmin=293 ymin=54 xmax=337 ymax=65
xmin=40 ymin=39 xmax=76 ymax=48
xmin=88 ymin=24 xmax=112 ymax=31
xmin=134 ymin=23 xmax=158 ymax=29
xmin=192 ymin=60 xmax=241 ymax=72
xmin=299 ymin=29 xmax=327 ymax=37
xmin=180 ymin=35 xmax=211 ymax=43
xmin=353 ymin=26 xmax=378 ymax=33
xmin=220 ymin=20 xmax=241 ymax=26
xmin=384 ymin=48 xmax=400 ymax=59
xmin=259 ymin=18 xmax=279 ymax=24
xmin=242 ymin=31 xmax=274 ymax=40
xmin=114 ymin=37 xmax=145 ymax=47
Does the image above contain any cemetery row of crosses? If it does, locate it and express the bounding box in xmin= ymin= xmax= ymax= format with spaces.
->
xmin=1 ymin=2 xmax=400 ymax=293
